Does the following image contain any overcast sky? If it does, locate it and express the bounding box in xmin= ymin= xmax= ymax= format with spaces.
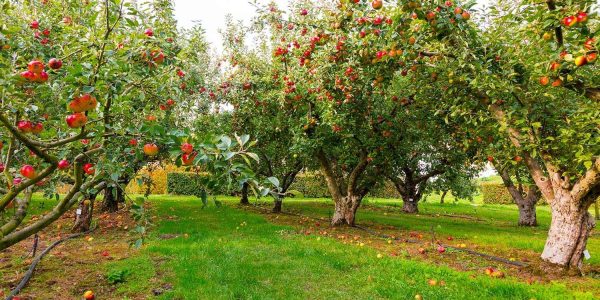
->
xmin=173 ymin=0 xmax=492 ymax=50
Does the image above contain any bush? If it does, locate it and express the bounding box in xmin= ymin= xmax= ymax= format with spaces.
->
xmin=126 ymin=164 xmax=186 ymax=195
xmin=289 ymin=173 xmax=401 ymax=199
xmin=167 ymin=172 xmax=209 ymax=196
xmin=480 ymin=183 xmax=513 ymax=205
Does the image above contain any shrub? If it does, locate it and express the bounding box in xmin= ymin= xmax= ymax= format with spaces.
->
xmin=289 ymin=173 xmax=401 ymax=199
xmin=480 ymin=183 xmax=513 ymax=205
xmin=167 ymin=172 xmax=208 ymax=196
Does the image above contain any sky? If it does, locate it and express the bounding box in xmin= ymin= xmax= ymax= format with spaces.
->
xmin=173 ymin=0 xmax=492 ymax=51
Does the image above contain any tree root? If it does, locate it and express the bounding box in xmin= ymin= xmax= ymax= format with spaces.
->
xmin=6 ymin=226 xmax=97 ymax=300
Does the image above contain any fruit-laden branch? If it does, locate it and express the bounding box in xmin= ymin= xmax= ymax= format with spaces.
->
xmin=0 ymin=148 xmax=104 ymax=251
xmin=0 ymin=113 xmax=57 ymax=163
xmin=486 ymin=103 xmax=556 ymax=201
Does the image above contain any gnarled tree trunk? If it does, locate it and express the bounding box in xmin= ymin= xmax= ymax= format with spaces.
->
xmin=72 ymin=192 xmax=97 ymax=232
xmin=272 ymin=195 xmax=283 ymax=213
xmin=497 ymin=167 xmax=541 ymax=227
xmin=541 ymin=191 xmax=596 ymax=269
xmin=440 ymin=190 xmax=448 ymax=204
xmin=331 ymin=194 xmax=363 ymax=226
xmin=401 ymin=196 xmax=420 ymax=213
xmin=102 ymin=186 xmax=124 ymax=213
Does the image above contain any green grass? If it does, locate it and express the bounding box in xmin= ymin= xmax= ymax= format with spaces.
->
xmin=107 ymin=195 xmax=597 ymax=299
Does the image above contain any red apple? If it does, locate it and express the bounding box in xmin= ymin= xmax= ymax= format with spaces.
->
xmin=562 ymin=16 xmax=577 ymax=27
xmin=31 ymin=122 xmax=44 ymax=134
xmin=20 ymin=71 xmax=36 ymax=81
xmin=181 ymin=152 xmax=197 ymax=166
xmin=57 ymin=159 xmax=70 ymax=170
xmin=28 ymin=60 xmax=45 ymax=74
xmin=34 ymin=71 xmax=49 ymax=83
xmin=539 ymin=76 xmax=549 ymax=86
xmin=574 ymin=55 xmax=588 ymax=67
xmin=66 ymin=113 xmax=87 ymax=128
xmin=181 ymin=142 xmax=194 ymax=154
xmin=461 ymin=11 xmax=470 ymax=20
xmin=166 ymin=99 xmax=175 ymax=106
xmin=83 ymin=163 xmax=95 ymax=175
xmin=584 ymin=38 xmax=595 ymax=50
xmin=372 ymin=0 xmax=382 ymax=10
xmin=586 ymin=52 xmax=597 ymax=63
xmin=30 ymin=20 xmax=40 ymax=29
xmin=62 ymin=16 xmax=72 ymax=25
xmin=20 ymin=165 xmax=36 ymax=179
xmin=18 ymin=120 xmax=33 ymax=133
xmin=144 ymin=28 xmax=153 ymax=37
xmin=143 ymin=143 xmax=159 ymax=156
xmin=300 ymin=9 xmax=308 ymax=16
xmin=576 ymin=11 xmax=588 ymax=23
xmin=0 ymin=163 xmax=5 ymax=172
xmin=437 ymin=245 xmax=446 ymax=253
xmin=48 ymin=58 xmax=62 ymax=70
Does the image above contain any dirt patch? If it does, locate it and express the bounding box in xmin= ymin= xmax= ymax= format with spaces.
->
xmin=0 ymin=205 xmax=138 ymax=299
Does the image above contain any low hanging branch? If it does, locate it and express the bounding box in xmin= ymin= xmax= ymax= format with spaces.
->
xmin=5 ymin=226 xmax=97 ymax=300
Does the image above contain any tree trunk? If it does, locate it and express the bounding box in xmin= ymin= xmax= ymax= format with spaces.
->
xmin=518 ymin=201 xmax=537 ymax=226
xmin=440 ymin=191 xmax=448 ymax=204
xmin=102 ymin=186 xmax=123 ymax=213
xmin=72 ymin=193 xmax=97 ymax=232
xmin=272 ymin=195 xmax=283 ymax=213
xmin=331 ymin=195 xmax=362 ymax=226
xmin=402 ymin=198 xmax=420 ymax=213
xmin=541 ymin=191 xmax=595 ymax=269
xmin=595 ymin=201 xmax=599 ymax=221
xmin=240 ymin=182 xmax=249 ymax=205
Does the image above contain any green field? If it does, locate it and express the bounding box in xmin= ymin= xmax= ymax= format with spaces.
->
xmin=96 ymin=194 xmax=599 ymax=299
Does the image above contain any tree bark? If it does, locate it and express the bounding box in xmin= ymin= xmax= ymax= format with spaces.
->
xmin=440 ymin=191 xmax=448 ymax=204
xmin=101 ymin=186 xmax=123 ymax=213
xmin=272 ymin=195 xmax=283 ymax=213
xmin=240 ymin=182 xmax=249 ymax=205
xmin=497 ymin=167 xmax=541 ymax=227
xmin=541 ymin=192 xmax=596 ymax=269
xmin=402 ymin=198 xmax=419 ymax=213
xmin=594 ymin=201 xmax=599 ymax=221
xmin=331 ymin=194 xmax=362 ymax=226
xmin=72 ymin=192 xmax=97 ymax=232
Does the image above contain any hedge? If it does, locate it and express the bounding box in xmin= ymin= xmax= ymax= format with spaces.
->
xmin=481 ymin=182 xmax=548 ymax=205
xmin=480 ymin=183 xmax=514 ymax=204
xmin=290 ymin=173 xmax=401 ymax=199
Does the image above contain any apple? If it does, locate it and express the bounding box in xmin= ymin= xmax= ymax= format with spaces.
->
xmin=30 ymin=20 xmax=40 ymax=29
xmin=574 ymin=55 xmax=587 ymax=67
xmin=28 ymin=61 xmax=45 ymax=74
xmin=445 ymin=1 xmax=453 ymax=6
xmin=461 ymin=11 xmax=471 ymax=20
xmin=20 ymin=165 xmax=36 ymax=179
xmin=437 ymin=245 xmax=446 ymax=253
xmin=83 ymin=163 xmax=95 ymax=175
xmin=372 ymin=0 xmax=382 ymax=10
xmin=576 ymin=11 xmax=588 ymax=23
xmin=539 ymin=76 xmax=549 ymax=86
xmin=0 ymin=163 xmax=5 ymax=172
xmin=181 ymin=152 xmax=197 ymax=166
xmin=584 ymin=38 xmax=595 ymax=50
xmin=62 ymin=16 xmax=72 ymax=25
xmin=542 ymin=32 xmax=552 ymax=41
xmin=549 ymin=61 xmax=560 ymax=71
xmin=20 ymin=70 xmax=36 ymax=81
xmin=426 ymin=11 xmax=436 ymax=20
xmin=418 ymin=248 xmax=426 ymax=254
xmin=144 ymin=28 xmax=153 ymax=37
xmin=454 ymin=7 xmax=463 ymax=14
xmin=487 ymin=156 xmax=494 ymax=162
xmin=586 ymin=52 xmax=597 ymax=63
xmin=17 ymin=120 xmax=33 ymax=133
xmin=300 ymin=9 xmax=308 ymax=16
xmin=562 ymin=16 xmax=577 ymax=27
xmin=58 ymin=159 xmax=70 ymax=170
xmin=31 ymin=122 xmax=44 ymax=134
xmin=181 ymin=142 xmax=194 ymax=154
xmin=243 ymin=82 xmax=252 ymax=90
xmin=13 ymin=177 xmax=23 ymax=186
xmin=48 ymin=58 xmax=62 ymax=70
xmin=146 ymin=115 xmax=157 ymax=122
xmin=34 ymin=71 xmax=49 ymax=83
xmin=143 ymin=143 xmax=159 ymax=156
xmin=150 ymin=50 xmax=165 ymax=64
xmin=83 ymin=290 xmax=95 ymax=300
xmin=415 ymin=295 xmax=423 ymax=300
xmin=42 ymin=28 xmax=50 ymax=36
xmin=514 ymin=155 xmax=523 ymax=162
xmin=66 ymin=113 xmax=87 ymax=128
xmin=69 ymin=94 xmax=97 ymax=112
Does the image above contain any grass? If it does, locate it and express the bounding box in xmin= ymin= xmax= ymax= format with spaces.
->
xmin=104 ymin=195 xmax=598 ymax=299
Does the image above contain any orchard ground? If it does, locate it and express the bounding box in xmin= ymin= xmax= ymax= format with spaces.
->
xmin=1 ymin=193 xmax=599 ymax=299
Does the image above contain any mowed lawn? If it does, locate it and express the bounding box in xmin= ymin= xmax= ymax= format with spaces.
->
xmin=104 ymin=195 xmax=599 ymax=299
